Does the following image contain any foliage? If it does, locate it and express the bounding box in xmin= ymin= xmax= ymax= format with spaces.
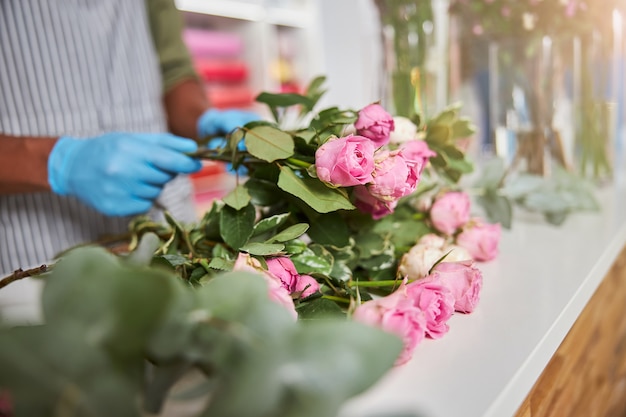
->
xmin=0 ymin=234 xmax=402 ymax=417
xmin=472 ymin=157 xmax=600 ymax=227
xmin=0 ymin=76 xmax=602 ymax=416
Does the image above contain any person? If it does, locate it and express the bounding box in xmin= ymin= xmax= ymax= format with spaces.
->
xmin=0 ymin=0 xmax=258 ymax=274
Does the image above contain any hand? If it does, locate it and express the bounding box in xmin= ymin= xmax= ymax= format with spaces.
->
xmin=197 ymin=108 xmax=260 ymax=145
xmin=48 ymin=133 xmax=202 ymax=216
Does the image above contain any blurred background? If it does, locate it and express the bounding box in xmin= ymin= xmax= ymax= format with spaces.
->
xmin=176 ymin=0 xmax=626 ymax=215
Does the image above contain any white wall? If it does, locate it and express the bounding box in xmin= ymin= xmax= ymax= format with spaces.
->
xmin=314 ymin=0 xmax=383 ymax=110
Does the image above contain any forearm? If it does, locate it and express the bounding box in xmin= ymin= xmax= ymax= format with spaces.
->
xmin=163 ymin=77 xmax=210 ymax=141
xmin=0 ymin=135 xmax=57 ymax=195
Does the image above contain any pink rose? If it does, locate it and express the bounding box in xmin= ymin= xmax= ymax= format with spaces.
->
xmin=353 ymin=185 xmax=397 ymax=219
xmin=430 ymin=191 xmax=471 ymax=235
xmin=266 ymin=257 xmax=320 ymax=299
xmin=406 ymin=277 xmax=455 ymax=339
xmin=353 ymin=284 xmax=427 ymax=365
xmin=354 ymin=103 xmax=395 ymax=148
xmin=456 ymin=218 xmax=501 ymax=262
xmin=431 ymin=260 xmax=483 ymax=313
xmin=368 ymin=151 xmax=419 ymax=202
xmin=398 ymin=140 xmax=436 ymax=177
xmin=315 ymin=135 xmax=375 ymax=187
xmin=294 ymin=274 xmax=320 ymax=299
xmin=234 ymin=253 xmax=297 ymax=320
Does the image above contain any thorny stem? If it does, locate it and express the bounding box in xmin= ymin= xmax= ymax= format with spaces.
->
xmin=0 ymin=265 xmax=49 ymax=290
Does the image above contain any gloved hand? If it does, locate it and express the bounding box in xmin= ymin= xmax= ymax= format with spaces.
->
xmin=197 ymin=108 xmax=260 ymax=148
xmin=48 ymin=132 xmax=202 ymax=216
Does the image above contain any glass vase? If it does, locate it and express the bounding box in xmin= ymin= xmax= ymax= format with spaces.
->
xmin=375 ymin=0 xmax=449 ymax=120
xmin=574 ymin=15 xmax=624 ymax=183
xmin=486 ymin=36 xmax=577 ymax=177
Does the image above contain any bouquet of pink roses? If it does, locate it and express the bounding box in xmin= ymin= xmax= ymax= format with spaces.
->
xmin=117 ymin=77 xmax=500 ymax=365
xmin=0 ymin=77 xmax=503 ymax=416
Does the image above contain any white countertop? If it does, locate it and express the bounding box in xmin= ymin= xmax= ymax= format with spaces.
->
xmin=2 ymin=176 xmax=626 ymax=417
xmin=339 ymin=174 xmax=626 ymax=417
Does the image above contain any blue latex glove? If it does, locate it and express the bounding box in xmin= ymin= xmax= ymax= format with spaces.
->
xmin=48 ymin=133 xmax=202 ymax=216
xmin=197 ymin=108 xmax=260 ymax=148
xmin=197 ymin=109 xmax=260 ymax=175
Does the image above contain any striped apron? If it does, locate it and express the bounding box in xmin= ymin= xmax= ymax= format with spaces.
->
xmin=0 ymin=0 xmax=195 ymax=274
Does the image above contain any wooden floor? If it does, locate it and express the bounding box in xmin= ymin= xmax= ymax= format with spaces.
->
xmin=515 ymin=245 xmax=626 ymax=417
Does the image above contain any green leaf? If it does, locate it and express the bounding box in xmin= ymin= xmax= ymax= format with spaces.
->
xmin=296 ymin=298 xmax=346 ymax=320
xmin=244 ymin=177 xmax=283 ymax=206
xmin=219 ymin=204 xmax=256 ymax=250
xmin=426 ymin=125 xmax=452 ymax=144
xmin=202 ymin=319 xmax=402 ymax=417
xmin=252 ymin=213 xmax=291 ymax=237
xmin=306 ymin=212 xmax=351 ymax=247
xmin=245 ymin=126 xmax=295 ymax=162
xmin=240 ymin=242 xmax=286 ymax=256
xmin=152 ymin=254 xmax=190 ymax=268
xmin=266 ymin=223 xmax=309 ymax=243
xmin=445 ymin=156 xmax=474 ymax=174
xmin=201 ymin=201 xmax=223 ymax=241
xmin=255 ymin=92 xmax=315 ymax=109
xmin=126 ymin=232 xmax=160 ymax=266
xmin=229 ymin=128 xmax=246 ymax=154
xmin=501 ymin=174 xmax=545 ymax=199
xmin=277 ymin=166 xmax=355 ymax=213
xmin=378 ymin=218 xmax=431 ymax=249
xmin=523 ymin=191 xmax=571 ymax=213
xmin=476 ymin=191 xmax=512 ymax=229
xmin=329 ymin=260 xmax=353 ymax=282
xmin=42 ymin=247 xmax=174 ymax=358
xmin=431 ymin=105 xmax=459 ymax=125
xmin=451 ymin=117 xmax=477 ymax=138
xmin=358 ymin=251 xmax=396 ymax=272
xmin=283 ymin=239 xmax=308 ymax=255
xmin=291 ymin=246 xmax=333 ymax=275
xmin=354 ymin=231 xmax=388 ymax=259
xmin=294 ymin=128 xmax=317 ymax=144
xmin=305 ymin=75 xmax=327 ymax=103
xmin=474 ymin=157 xmax=507 ymax=190
xmin=223 ymin=185 xmax=251 ymax=210
xmin=0 ymin=326 xmax=141 ymax=417
xmin=545 ymin=211 xmax=568 ymax=226
xmin=208 ymin=257 xmax=235 ymax=271
xmin=245 ymin=125 xmax=295 ymax=162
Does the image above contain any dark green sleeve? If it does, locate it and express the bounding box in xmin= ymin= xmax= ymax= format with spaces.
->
xmin=145 ymin=0 xmax=199 ymax=93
